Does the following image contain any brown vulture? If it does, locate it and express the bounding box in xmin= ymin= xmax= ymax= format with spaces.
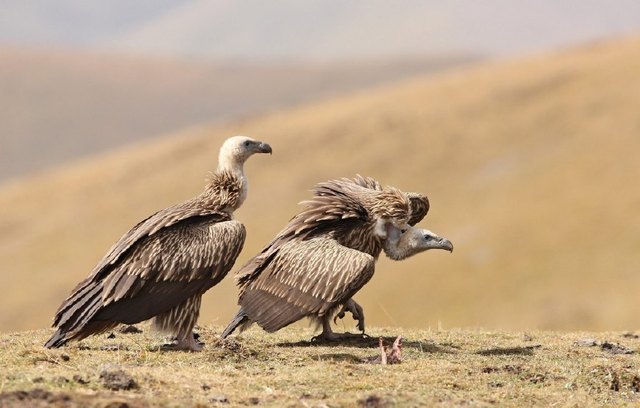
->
xmin=221 ymin=175 xmax=452 ymax=341
xmin=45 ymin=136 xmax=272 ymax=351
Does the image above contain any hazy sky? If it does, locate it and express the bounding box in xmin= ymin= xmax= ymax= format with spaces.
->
xmin=1 ymin=0 xmax=639 ymax=61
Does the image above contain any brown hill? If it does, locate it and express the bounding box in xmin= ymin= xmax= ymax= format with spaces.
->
xmin=0 ymin=47 xmax=473 ymax=180
xmin=1 ymin=37 xmax=639 ymax=332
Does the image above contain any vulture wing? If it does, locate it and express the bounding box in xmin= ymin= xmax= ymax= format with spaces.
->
xmin=90 ymin=201 xmax=226 ymax=279
xmin=47 ymin=215 xmax=245 ymax=345
xmin=238 ymin=237 xmax=375 ymax=332
xmin=407 ymin=193 xmax=429 ymax=226
xmin=352 ymin=174 xmax=429 ymax=225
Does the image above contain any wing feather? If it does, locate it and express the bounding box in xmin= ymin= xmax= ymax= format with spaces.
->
xmin=90 ymin=200 xmax=228 ymax=280
xmin=101 ymin=218 xmax=245 ymax=305
xmin=53 ymin=217 xmax=245 ymax=336
xmin=407 ymin=193 xmax=430 ymax=226
xmin=239 ymin=237 xmax=375 ymax=332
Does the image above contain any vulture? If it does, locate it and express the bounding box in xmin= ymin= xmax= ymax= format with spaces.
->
xmin=45 ymin=136 xmax=272 ymax=351
xmin=221 ymin=175 xmax=452 ymax=341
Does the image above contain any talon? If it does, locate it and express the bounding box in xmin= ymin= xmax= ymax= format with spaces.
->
xmin=338 ymin=299 xmax=366 ymax=334
xmin=333 ymin=306 xmax=347 ymax=324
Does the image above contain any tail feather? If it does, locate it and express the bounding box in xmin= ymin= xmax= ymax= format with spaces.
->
xmin=45 ymin=282 xmax=104 ymax=348
xmin=221 ymin=308 xmax=249 ymax=339
xmin=44 ymin=329 xmax=67 ymax=348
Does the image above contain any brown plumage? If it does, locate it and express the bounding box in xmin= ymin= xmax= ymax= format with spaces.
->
xmin=45 ymin=136 xmax=271 ymax=350
xmin=221 ymin=175 xmax=452 ymax=341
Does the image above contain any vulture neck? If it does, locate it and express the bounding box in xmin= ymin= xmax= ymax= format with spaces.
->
xmin=383 ymin=226 xmax=412 ymax=260
xmin=215 ymin=154 xmax=248 ymax=210
xmin=217 ymin=150 xmax=247 ymax=177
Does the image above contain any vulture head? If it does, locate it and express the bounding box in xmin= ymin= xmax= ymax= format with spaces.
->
xmin=217 ymin=136 xmax=272 ymax=172
xmin=383 ymin=226 xmax=453 ymax=260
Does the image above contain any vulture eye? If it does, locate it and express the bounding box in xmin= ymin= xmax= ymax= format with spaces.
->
xmin=244 ymin=141 xmax=251 ymax=147
xmin=423 ymin=234 xmax=434 ymax=241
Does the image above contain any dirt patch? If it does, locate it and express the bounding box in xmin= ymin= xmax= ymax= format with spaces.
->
xmin=0 ymin=389 xmax=147 ymax=408
xmin=0 ymin=389 xmax=72 ymax=408
xmin=99 ymin=366 xmax=138 ymax=391
xmin=574 ymin=339 xmax=635 ymax=354
xmin=118 ymin=325 xmax=143 ymax=334
xmin=477 ymin=345 xmax=541 ymax=356
xmin=359 ymin=395 xmax=388 ymax=408
xmin=600 ymin=341 xmax=635 ymax=355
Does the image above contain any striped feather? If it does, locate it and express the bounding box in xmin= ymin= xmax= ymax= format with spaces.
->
xmin=46 ymin=171 xmax=247 ymax=348
xmin=228 ymin=176 xmax=412 ymax=337
xmin=240 ymin=238 xmax=375 ymax=332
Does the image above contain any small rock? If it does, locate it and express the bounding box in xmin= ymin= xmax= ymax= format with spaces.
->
xmin=104 ymin=402 xmax=130 ymax=408
xmin=574 ymin=338 xmax=598 ymax=347
xmin=522 ymin=334 xmax=533 ymax=342
xmin=99 ymin=365 xmax=138 ymax=390
xmin=73 ymin=374 xmax=89 ymax=385
xmin=247 ymin=397 xmax=259 ymax=405
xmin=359 ymin=395 xmax=385 ymax=408
xmin=622 ymin=332 xmax=640 ymax=339
xmin=100 ymin=344 xmax=129 ymax=351
xmin=209 ymin=394 xmax=229 ymax=404
xmin=601 ymin=341 xmax=635 ymax=355
xmin=29 ymin=389 xmax=51 ymax=400
xmin=54 ymin=376 xmax=69 ymax=384
xmin=106 ymin=333 xmax=116 ymax=339
xmin=32 ymin=377 xmax=44 ymax=383
xmin=119 ymin=325 xmax=143 ymax=334
xmin=201 ymin=384 xmax=211 ymax=391
xmin=60 ymin=354 xmax=70 ymax=362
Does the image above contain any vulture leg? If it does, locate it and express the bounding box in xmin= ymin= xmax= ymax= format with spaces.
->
xmin=154 ymin=295 xmax=204 ymax=351
xmin=312 ymin=315 xmax=367 ymax=343
xmin=333 ymin=298 xmax=366 ymax=333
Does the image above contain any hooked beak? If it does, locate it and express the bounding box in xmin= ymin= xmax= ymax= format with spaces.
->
xmin=257 ymin=142 xmax=272 ymax=154
xmin=436 ymin=237 xmax=454 ymax=252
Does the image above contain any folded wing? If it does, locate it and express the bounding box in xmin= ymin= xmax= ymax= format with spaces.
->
xmin=238 ymin=237 xmax=375 ymax=332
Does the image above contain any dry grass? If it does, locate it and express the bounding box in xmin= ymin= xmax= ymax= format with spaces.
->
xmin=1 ymin=37 xmax=640 ymax=332
xmin=2 ymin=326 xmax=640 ymax=407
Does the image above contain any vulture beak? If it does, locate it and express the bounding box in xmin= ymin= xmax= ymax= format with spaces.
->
xmin=257 ymin=142 xmax=272 ymax=154
xmin=437 ymin=237 xmax=454 ymax=252
xmin=423 ymin=231 xmax=454 ymax=252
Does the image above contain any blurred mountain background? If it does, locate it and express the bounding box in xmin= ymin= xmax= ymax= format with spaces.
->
xmin=0 ymin=1 xmax=639 ymax=333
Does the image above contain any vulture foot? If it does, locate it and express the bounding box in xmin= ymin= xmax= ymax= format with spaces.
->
xmin=334 ymin=298 xmax=366 ymax=333
xmin=160 ymin=333 xmax=204 ymax=352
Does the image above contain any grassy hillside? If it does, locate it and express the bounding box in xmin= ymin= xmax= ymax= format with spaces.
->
xmin=0 ymin=47 xmax=473 ymax=180
xmin=1 ymin=326 xmax=640 ymax=407
xmin=0 ymin=37 xmax=639 ymax=333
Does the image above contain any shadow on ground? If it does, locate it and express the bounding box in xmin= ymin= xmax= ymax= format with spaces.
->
xmin=475 ymin=345 xmax=542 ymax=356
xmin=277 ymin=335 xmax=458 ymax=354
